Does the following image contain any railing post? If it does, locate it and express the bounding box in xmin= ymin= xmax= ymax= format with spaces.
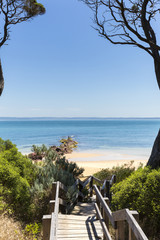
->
xmin=90 ymin=176 xmax=93 ymax=197
xmin=49 ymin=200 xmax=55 ymax=213
xmin=105 ymin=180 xmax=110 ymax=200
xmin=78 ymin=181 xmax=83 ymax=202
xmin=51 ymin=182 xmax=57 ymax=200
xmin=115 ymin=221 xmax=126 ymax=240
xmin=96 ymin=185 xmax=101 ymax=219
xmin=101 ymin=187 xmax=104 ymax=197
xmin=49 ymin=182 xmax=57 ymax=213
xmin=129 ymin=213 xmax=139 ymax=240
xmin=103 ymin=197 xmax=110 ymax=230
xmin=42 ymin=215 xmax=51 ymax=240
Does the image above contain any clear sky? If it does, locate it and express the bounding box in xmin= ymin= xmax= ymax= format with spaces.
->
xmin=0 ymin=0 xmax=160 ymax=117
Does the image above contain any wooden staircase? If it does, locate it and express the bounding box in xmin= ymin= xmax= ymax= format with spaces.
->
xmin=43 ymin=176 xmax=149 ymax=240
xmin=57 ymin=214 xmax=103 ymax=240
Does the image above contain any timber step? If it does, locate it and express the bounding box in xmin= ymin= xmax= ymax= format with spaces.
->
xmin=57 ymin=214 xmax=103 ymax=240
xmin=71 ymin=202 xmax=96 ymax=216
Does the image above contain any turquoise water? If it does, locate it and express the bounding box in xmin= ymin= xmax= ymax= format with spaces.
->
xmin=0 ymin=118 xmax=159 ymax=157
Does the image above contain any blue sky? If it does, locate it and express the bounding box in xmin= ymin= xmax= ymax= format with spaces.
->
xmin=0 ymin=0 xmax=160 ymax=117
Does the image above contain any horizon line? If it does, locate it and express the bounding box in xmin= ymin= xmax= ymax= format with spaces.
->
xmin=0 ymin=117 xmax=160 ymax=119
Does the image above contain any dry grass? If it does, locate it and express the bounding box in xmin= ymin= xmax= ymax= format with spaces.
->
xmin=0 ymin=213 xmax=30 ymax=240
xmin=0 ymin=213 xmax=25 ymax=240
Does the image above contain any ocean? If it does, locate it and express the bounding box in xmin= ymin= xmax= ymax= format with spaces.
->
xmin=0 ymin=118 xmax=159 ymax=160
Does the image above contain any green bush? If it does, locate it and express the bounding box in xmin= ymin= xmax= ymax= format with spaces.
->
xmin=94 ymin=161 xmax=135 ymax=183
xmin=0 ymin=138 xmax=84 ymax=223
xmin=0 ymin=138 xmax=38 ymax=221
xmin=0 ymin=156 xmax=32 ymax=219
xmin=0 ymin=184 xmax=5 ymax=213
xmin=55 ymin=157 xmax=84 ymax=177
xmin=111 ymin=167 xmax=160 ymax=238
xmin=30 ymin=154 xmax=84 ymax=221
xmin=24 ymin=222 xmax=41 ymax=239
xmin=0 ymin=139 xmax=37 ymax=185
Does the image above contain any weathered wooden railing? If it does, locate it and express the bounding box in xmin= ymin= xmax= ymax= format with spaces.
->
xmin=42 ymin=175 xmax=113 ymax=240
xmin=43 ymin=181 xmax=68 ymax=240
xmin=43 ymin=175 xmax=148 ymax=240
xmin=94 ymin=185 xmax=148 ymax=240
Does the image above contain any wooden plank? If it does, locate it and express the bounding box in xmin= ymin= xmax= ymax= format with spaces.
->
xmin=59 ymin=197 xmax=67 ymax=207
xmin=51 ymin=182 xmax=57 ymax=200
xmin=101 ymin=179 xmax=107 ymax=190
xmin=78 ymin=190 xmax=84 ymax=198
xmin=112 ymin=209 xmax=126 ymax=222
xmin=92 ymin=176 xmax=103 ymax=183
xmin=57 ymin=238 xmax=94 ymax=240
xmin=43 ymin=215 xmax=51 ymax=240
xmin=110 ymin=175 xmax=116 ymax=185
xmin=50 ymin=213 xmax=56 ymax=240
xmin=49 ymin=200 xmax=55 ymax=213
xmin=90 ymin=176 xmax=93 ymax=197
xmin=71 ymin=179 xmax=79 ymax=189
xmin=58 ymin=217 xmax=101 ymax=221
xmin=58 ymin=225 xmax=102 ymax=230
xmin=78 ymin=178 xmax=84 ymax=186
xmin=57 ymin=229 xmax=103 ymax=234
xmin=103 ymin=198 xmax=110 ymax=230
xmin=58 ymin=220 xmax=101 ymax=225
xmin=125 ymin=209 xmax=148 ymax=240
xmin=94 ymin=185 xmax=115 ymax=227
xmin=59 ymin=181 xmax=67 ymax=192
xmin=57 ymin=236 xmax=94 ymax=240
xmin=50 ymin=183 xmax=60 ymax=240
xmin=58 ymin=215 xmax=89 ymax=220
xmin=58 ymin=221 xmax=102 ymax=227
xmin=58 ymin=218 xmax=101 ymax=223
xmin=129 ymin=213 xmax=139 ymax=240
xmin=96 ymin=185 xmax=101 ymax=220
xmin=82 ymin=176 xmax=92 ymax=188
xmin=115 ymin=220 xmax=126 ymax=240
xmin=113 ymin=209 xmax=139 ymax=222
xmin=57 ymin=234 xmax=102 ymax=238
xmin=94 ymin=203 xmax=112 ymax=240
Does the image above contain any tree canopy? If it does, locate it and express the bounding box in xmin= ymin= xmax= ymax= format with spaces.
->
xmin=0 ymin=0 xmax=45 ymax=95
xmin=81 ymin=0 xmax=160 ymax=56
xmin=81 ymin=0 xmax=160 ymax=168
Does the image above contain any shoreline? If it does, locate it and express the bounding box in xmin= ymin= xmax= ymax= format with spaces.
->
xmin=23 ymin=148 xmax=148 ymax=177
xmin=65 ymin=150 xmax=148 ymax=176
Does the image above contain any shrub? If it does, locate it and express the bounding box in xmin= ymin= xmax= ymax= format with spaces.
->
xmin=30 ymin=154 xmax=84 ymax=221
xmin=0 ymin=141 xmax=37 ymax=185
xmin=29 ymin=136 xmax=78 ymax=160
xmin=0 ymin=138 xmax=38 ymax=221
xmin=24 ymin=222 xmax=41 ymax=239
xmin=0 ymin=156 xmax=32 ymax=220
xmin=94 ymin=161 xmax=135 ymax=183
xmin=111 ymin=167 xmax=160 ymax=238
xmin=55 ymin=157 xmax=84 ymax=177
xmin=0 ymin=184 xmax=5 ymax=213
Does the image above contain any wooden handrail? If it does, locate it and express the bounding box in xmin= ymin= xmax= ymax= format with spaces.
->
xmin=49 ymin=181 xmax=60 ymax=240
xmin=110 ymin=174 xmax=116 ymax=185
xmin=43 ymin=177 xmax=149 ymax=240
xmin=125 ymin=209 xmax=148 ymax=240
xmin=94 ymin=184 xmax=115 ymax=227
xmin=94 ymin=203 xmax=112 ymax=240
xmin=94 ymin=184 xmax=148 ymax=240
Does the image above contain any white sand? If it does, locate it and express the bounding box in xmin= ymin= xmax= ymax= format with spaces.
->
xmin=65 ymin=150 xmax=148 ymax=176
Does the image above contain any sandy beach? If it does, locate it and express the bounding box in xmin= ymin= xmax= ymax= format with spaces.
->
xmin=66 ymin=151 xmax=148 ymax=176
